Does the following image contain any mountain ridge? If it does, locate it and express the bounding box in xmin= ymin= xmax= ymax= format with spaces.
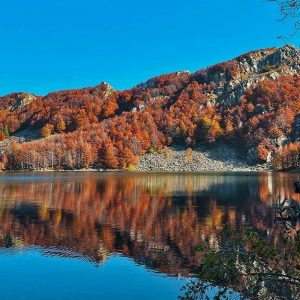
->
xmin=0 ymin=44 xmax=299 ymax=171
xmin=2 ymin=45 xmax=299 ymax=97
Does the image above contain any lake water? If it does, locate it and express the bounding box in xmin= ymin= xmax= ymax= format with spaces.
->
xmin=0 ymin=172 xmax=299 ymax=300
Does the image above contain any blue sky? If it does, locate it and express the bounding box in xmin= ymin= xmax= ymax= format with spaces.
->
xmin=0 ymin=0 xmax=298 ymax=95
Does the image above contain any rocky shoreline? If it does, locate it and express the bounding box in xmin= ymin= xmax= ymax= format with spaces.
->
xmin=135 ymin=145 xmax=270 ymax=172
xmin=0 ymin=144 xmax=271 ymax=173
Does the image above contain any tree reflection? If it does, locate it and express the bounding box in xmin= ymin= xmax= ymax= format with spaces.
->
xmin=0 ymin=173 xmax=299 ymax=282
xmin=180 ymin=201 xmax=300 ymax=299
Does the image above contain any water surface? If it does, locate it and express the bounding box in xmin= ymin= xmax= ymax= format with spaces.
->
xmin=0 ymin=172 xmax=299 ymax=299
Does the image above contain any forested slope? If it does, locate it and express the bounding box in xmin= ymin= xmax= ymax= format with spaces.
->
xmin=0 ymin=45 xmax=299 ymax=171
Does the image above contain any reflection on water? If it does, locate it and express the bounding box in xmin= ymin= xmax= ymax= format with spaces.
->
xmin=0 ymin=172 xmax=299 ymax=298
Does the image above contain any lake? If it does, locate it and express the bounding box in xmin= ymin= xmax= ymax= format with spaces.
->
xmin=0 ymin=172 xmax=299 ymax=299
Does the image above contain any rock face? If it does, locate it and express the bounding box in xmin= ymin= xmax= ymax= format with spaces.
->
xmin=2 ymin=93 xmax=37 ymax=111
xmin=266 ymin=44 xmax=300 ymax=72
xmin=136 ymin=45 xmax=300 ymax=109
xmin=204 ymin=45 xmax=300 ymax=106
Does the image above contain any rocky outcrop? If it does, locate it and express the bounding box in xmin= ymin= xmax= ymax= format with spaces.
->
xmin=7 ymin=93 xmax=37 ymax=111
xmin=136 ymin=45 xmax=300 ymax=108
xmin=262 ymin=44 xmax=300 ymax=73
xmin=90 ymin=82 xmax=115 ymax=99
xmin=205 ymin=45 xmax=300 ymax=106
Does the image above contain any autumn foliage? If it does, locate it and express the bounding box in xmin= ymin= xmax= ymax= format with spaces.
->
xmin=0 ymin=62 xmax=299 ymax=170
xmin=272 ymin=143 xmax=300 ymax=170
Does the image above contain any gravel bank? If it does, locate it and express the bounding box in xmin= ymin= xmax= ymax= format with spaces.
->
xmin=136 ymin=145 xmax=270 ymax=172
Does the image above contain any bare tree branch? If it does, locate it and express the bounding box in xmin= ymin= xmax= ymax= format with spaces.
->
xmin=268 ymin=0 xmax=300 ymax=39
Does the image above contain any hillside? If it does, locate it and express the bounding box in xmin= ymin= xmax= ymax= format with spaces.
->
xmin=0 ymin=44 xmax=300 ymax=171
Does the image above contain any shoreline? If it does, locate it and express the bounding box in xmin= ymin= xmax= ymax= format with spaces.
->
xmin=0 ymin=145 xmax=276 ymax=173
xmin=0 ymin=169 xmax=273 ymax=173
xmin=0 ymin=168 xmax=273 ymax=175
